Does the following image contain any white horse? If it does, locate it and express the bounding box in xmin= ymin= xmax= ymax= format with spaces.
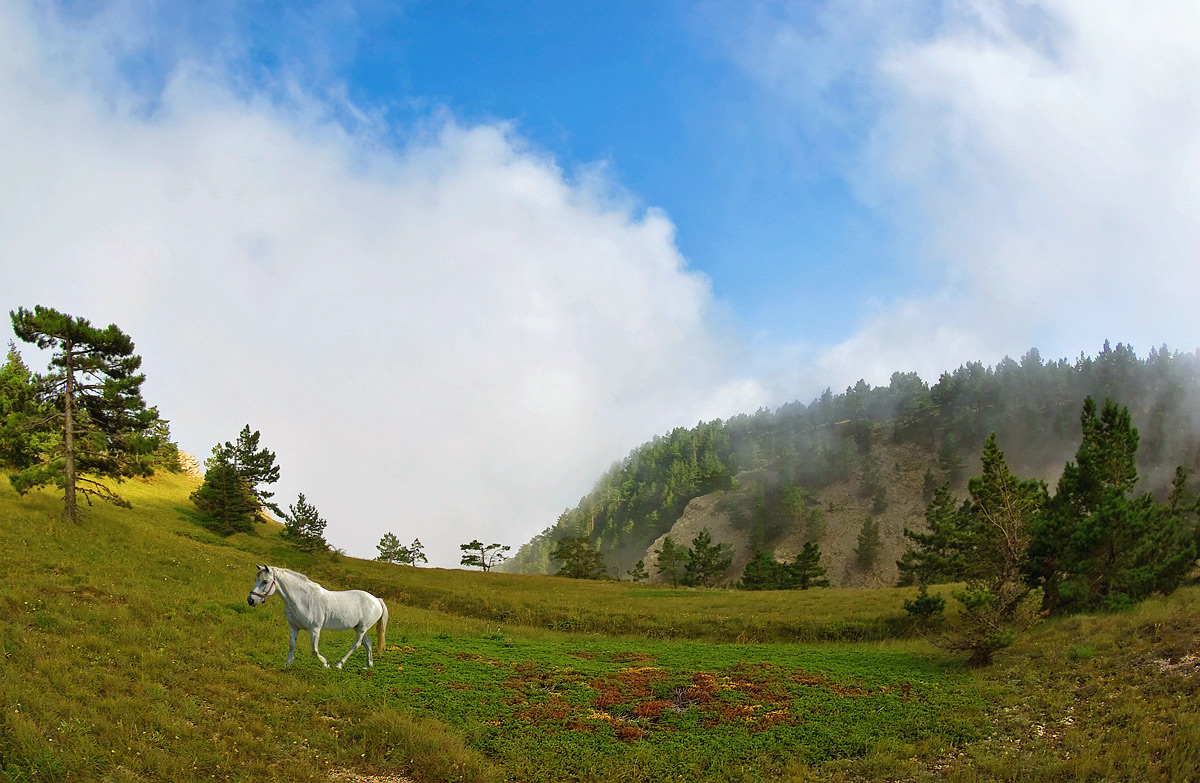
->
xmin=247 ymin=565 xmax=389 ymax=670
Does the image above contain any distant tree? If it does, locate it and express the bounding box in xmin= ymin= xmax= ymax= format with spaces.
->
xmin=189 ymin=453 xmax=259 ymax=535
xmin=550 ymin=535 xmax=607 ymax=579
xmin=654 ymin=536 xmax=688 ymax=588
xmin=460 ymin=539 xmax=510 ymax=571
xmin=855 ymin=517 xmax=882 ymax=570
xmin=685 ymin=529 xmax=732 ymax=587
xmin=627 ymin=559 xmax=649 ymax=583
xmin=897 ymin=484 xmax=976 ymax=587
xmin=740 ymin=550 xmax=782 ymax=590
xmin=280 ymin=493 xmax=328 ymax=552
xmin=377 ymin=532 xmax=406 ymax=564
xmin=787 ymin=542 xmax=830 ymax=589
xmin=214 ymin=425 xmax=282 ymax=519
xmin=0 ymin=342 xmax=53 ymax=470
xmin=7 ymin=306 xmax=159 ymax=522
xmin=405 ymin=538 xmax=428 ymax=567
xmin=191 ymin=427 xmax=281 ymax=535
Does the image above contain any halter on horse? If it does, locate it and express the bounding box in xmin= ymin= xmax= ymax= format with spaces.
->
xmin=247 ymin=565 xmax=389 ymax=669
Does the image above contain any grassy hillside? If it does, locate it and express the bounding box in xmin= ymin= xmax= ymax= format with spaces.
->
xmin=3 ymin=473 xmax=1198 ymax=781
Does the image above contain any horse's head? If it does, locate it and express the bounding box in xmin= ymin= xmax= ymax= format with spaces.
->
xmin=247 ymin=564 xmax=277 ymax=606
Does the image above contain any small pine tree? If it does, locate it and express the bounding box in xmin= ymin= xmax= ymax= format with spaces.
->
xmin=190 ymin=456 xmax=258 ymax=536
xmin=685 ymin=529 xmax=732 ymax=587
xmin=855 ymin=517 xmax=882 ymax=570
xmin=787 ymin=542 xmax=830 ymax=589
xmin=654 ymin=536 xmax=687 ymax=588
xmin=377 ymin=532 xmax=406 ymax=564
xmin=550 ymin=535 xmax=607 ymax=579
xmin=460 ymin=540 xmax=510 ymax=571
xmin=280 ymin=493 xmax=328 ymax=552
xmin=405 ymin=538 xmax=428 ymax=567
xmin=740 ymin=550 xmax=781 ymax=590
xmin=627 ymin=560 xmax=649 ymax=583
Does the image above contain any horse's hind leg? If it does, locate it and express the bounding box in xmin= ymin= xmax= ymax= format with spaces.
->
xmin=336 ymin=626 xmax=367 ymax=670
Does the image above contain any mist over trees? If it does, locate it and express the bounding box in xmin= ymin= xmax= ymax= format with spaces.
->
xmin=505 ymin=342 xmax=1200 ymax=579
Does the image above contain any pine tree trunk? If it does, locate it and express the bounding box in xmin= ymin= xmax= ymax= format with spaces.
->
xmin=63 ymin=339 xmax=77 ymax=523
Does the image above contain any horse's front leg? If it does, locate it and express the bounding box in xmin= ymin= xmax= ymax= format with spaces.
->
xmin=336 ymin=626 xmax=367 ymax=670
xmin=286 ymin=624 xmax=299 ymax=666
xmin=309 ymin=627 xmax=329 ymax=668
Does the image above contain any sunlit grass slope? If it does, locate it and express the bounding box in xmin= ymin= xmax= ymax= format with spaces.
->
xmin=2 ymin=472 xmax=1197 ymax=782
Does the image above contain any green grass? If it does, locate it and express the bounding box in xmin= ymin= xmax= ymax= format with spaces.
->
xmin=2 ymin=473 xmax=1198 ymax=782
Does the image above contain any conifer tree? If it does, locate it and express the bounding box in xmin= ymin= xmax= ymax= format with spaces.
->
xmin=377 ymin=532 xmax=407 ymax=564
xmin=788 ymin=542 xmax=830 ymax=589
xmin=189 ymin=454 xmax=258 ymax=535
xmin=945 ymin=434 xmax=1046 ymax=665
xmin=460 ymin=540 xmax=509 ymax=571
xmin=550 ymin=535 xmax=607 ymax=579
xmin=654 ymin=535 xmax=687 ymax=588
xmin=897 ymin=484 xmax=976 ymax=586
xmin=7 ymin=307 xmax=159 ymax=521
xmin=281 ymin=493 xmax=328 ymax=552
xmin=740 ymin=550 xmax=782 ymax=590
xmin=627 ymin=559 xmax=649 ymax=582
xmin=855 ymin=517 xmax=882 ymax=570
xmin=1028 ymin=398 xmax=1195 ymax=612
xmin=405 ymin=538 xmax=428 ymax=567
xmin=685 ymin=529 xmax=732 ymax=587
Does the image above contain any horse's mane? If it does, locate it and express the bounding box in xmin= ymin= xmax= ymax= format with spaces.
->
xmin=273 ymin=566 xmax=317 ymax=585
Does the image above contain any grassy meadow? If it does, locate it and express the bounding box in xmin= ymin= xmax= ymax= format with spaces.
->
xmin=2 ymin=472 xmax=1198 ymax=782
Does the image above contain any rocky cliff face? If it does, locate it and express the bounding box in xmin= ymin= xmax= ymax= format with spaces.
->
xmin=640 ymin=441 xmax=972 ymax=589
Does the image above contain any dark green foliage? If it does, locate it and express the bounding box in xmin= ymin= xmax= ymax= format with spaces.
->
xmin=0 ymin=342 xmax=53 ymax=471
xmin=191 ymin=426 xmax=281 ymax=535
xmin=684 ymin=528 xmax=732 ymax=587
xmin=1028 ymin=398 xmax=1196 ymax=612
xmin=280 ymin=493 xmax=328 ymax=552
xmin=942 ymin=434 xmax=1047 ymax=666
xmin=460 ymin=540 xmax=510 ymax=571
xmin=7 ymin=306 xmax=159 ymax=521
xmin=788 ymin=541 xmax=831 ymax=589
xmin=739 ymin=542 xmax=829 ymax=590
xmin=189 ymin=457 xmax=258 ymax=535
xmin=550 ymin=535 xmax=607 ymax=579
xmin=903 ymin=584 xmax=946 ymax=626
xmin=215 ymin=425 xmax=282 ymax=517
xmin=855 ymin=517 xmax=881 ymax=570
xmin=653 ymin=535 xmax=687 ymax=588
xmin=897 ymin=484 xmax=976 ymax=586
xmin=626 ymin=559 xmax=648 ymax=582
xmin=739 ymin=549 xmax=782 ymax=590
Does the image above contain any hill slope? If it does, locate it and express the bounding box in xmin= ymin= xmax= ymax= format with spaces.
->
xmin=507 ymin=342 xmax=1200 ymax=584
xmin=3 ymin=470 xmax=1199 ymax=781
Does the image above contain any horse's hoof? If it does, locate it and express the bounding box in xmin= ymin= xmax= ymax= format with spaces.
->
xmin=336 ymin=663 xmax=344 ymax=670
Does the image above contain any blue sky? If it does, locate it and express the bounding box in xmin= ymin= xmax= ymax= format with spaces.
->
xmin=5 ymin=1 xmax=1200 ymax=566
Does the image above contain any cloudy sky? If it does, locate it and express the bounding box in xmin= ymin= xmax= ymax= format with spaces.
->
xmin=4 ymin=1 xmax=1198 ymax=567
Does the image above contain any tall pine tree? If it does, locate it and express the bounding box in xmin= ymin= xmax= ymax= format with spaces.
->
xmin=7 ymin=307 xmax=159 ymax=521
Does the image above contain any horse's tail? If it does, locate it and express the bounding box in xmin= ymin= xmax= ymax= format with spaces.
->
xmin=377 ymin=597 xmax=389 ymax=654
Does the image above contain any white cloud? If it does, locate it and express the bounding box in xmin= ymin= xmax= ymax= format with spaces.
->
xmin=0 ymin=2 xmax=764 ymax=566
xmin=728 ymin=0 xmax=1200 ymax=389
